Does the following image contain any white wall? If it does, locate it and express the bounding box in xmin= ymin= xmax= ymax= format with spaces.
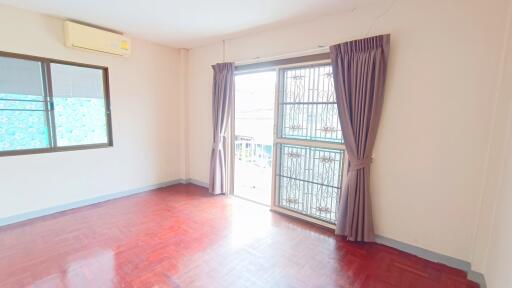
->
xmin=471 ymin=1 xmax=512 ymax=285
xmin=185 ymin=0 xmax=512 ymax=263
xmin=186 ymin=42 xmax=224 ymax=182
xmin=481 ymin=123 xmax=512 ymax=287
xmin=0 ymin=5 xmax=183 ymax=219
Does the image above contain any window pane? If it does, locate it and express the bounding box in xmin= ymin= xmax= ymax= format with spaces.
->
xmin=50 ymin=63 xmax=109 ymax=146
xmin=279 ymin=64 xmax=343 ymax=143
xmin=0 ymin=56 xmax=50 ymax=151
xmin=277 ymin=144 xmax=343 ymax=223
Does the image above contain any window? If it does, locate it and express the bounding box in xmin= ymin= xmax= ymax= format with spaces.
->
xmin=274 ymin=62 xmax=346 ymax=224
xmin=50 ymin=63 xmax=110 ymax=146
xmin=0 ymin=52 xmax=112 ymax=156
xmin=278 ymin=64 xmax=342 ymax=143
xmin=0 ymin=56 xmax=49 ymax=152
xmin=233 ymin=54 xmax=345 ymax=226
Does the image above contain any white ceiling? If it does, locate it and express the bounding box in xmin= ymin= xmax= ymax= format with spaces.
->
xmin=0 ymin=0 xmax=356 ymax=48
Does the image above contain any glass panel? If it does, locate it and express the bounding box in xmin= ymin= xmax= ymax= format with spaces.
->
xmin=277 ymin=144 xmax=343 ymax=223
xmin=279 ymin=64 xmax=343 ymax=143
xmin=234 ymin=71 xmax=276 ymax=205
xmin=50 ymin=63 xmax=108 ymax=146
xmin=0 ymin=56 xmax=50 ymax=151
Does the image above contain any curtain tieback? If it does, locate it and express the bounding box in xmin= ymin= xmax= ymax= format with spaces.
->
xmin=212 ymin=136 xmax=226 ymax=150
xmin=350 ymin=157 xmax=373 ymax=171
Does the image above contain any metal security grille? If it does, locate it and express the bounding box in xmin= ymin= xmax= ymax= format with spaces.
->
xmin=279 ymin=64 xmax=343 ymax=143
xmin=277 ymin=144 xmax=343 ymax=223
xmin=274 ymin=62 xmax=346 ymax=225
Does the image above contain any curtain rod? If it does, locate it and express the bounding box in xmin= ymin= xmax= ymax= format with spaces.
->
xmin=228 ymin=32 xmax=391 ymax=66
xmin=235 ymin=52 xmax=331 ymax=72
xmin=233 ymin=46 xmax=330 ymax=66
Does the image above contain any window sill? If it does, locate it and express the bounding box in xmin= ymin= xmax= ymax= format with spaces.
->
xmin=0 ymin=143 xmax=113 ymax=157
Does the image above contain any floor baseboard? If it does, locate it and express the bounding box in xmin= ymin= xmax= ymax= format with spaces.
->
xmin=0 ymin=179 xmax=188 ymax=228
xmin=467 ymin=270 xmax=487 ymax=288
xmin=375 ymin=235 xmax=486 ymax=287
xmin=375 ymin=235 xmax=471 ymax=271
xmin=182 ymin=178 xmax=209 ymax=188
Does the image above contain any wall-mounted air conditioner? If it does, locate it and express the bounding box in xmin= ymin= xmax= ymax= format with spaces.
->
xmin=64 ymin=21 xmax=131 ymax=56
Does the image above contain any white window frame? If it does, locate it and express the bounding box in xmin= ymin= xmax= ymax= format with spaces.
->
xmin=271 ymin=60 xmax=347 ymax=229
xmin=229 ymin=58 xmax=348 ymax=229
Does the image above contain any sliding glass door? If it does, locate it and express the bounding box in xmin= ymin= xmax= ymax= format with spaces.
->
xmin=272 ymin=62 xmax=347 ymax=226
xmin=231 ymin=60 xmax=346 ymax=226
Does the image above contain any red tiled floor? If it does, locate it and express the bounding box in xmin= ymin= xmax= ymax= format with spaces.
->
xmin=0 ymin=184 xmax=478 ymax=288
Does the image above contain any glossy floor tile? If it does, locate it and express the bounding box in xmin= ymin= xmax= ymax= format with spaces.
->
xmin=0 ymin=184 xmax=478 ymax=287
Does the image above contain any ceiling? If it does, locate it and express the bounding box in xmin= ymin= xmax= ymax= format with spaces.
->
xmin=0 ymin=0 xmax=356 ymax=48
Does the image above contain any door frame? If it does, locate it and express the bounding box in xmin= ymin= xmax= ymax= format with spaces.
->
xmin=229 ymin=60 xmax=347 ymax=230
